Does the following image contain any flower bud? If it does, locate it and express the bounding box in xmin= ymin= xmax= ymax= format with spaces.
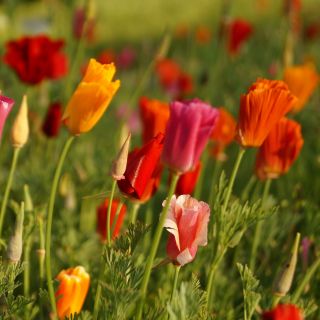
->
xmin=7 ymin=202 xmax=24 ymax=263
xmin=11 ymin=95 xmax=29 ymax=148
xmin=111 ymin=132 xmax=131 ymax=181
xmin=273 ymin=232 xmax=300 ymax=297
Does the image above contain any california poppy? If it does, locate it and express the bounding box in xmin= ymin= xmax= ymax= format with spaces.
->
xmin=236 ymin=78 xmax=297 ymax=147
xmin=164 ymin=195 xmax=210 ymax=266
xmin=0 ymin=95 xmax=14 ymax=142
xmin=117 ymin=133 xmax=164 ymax=203
xmin=55 ymin=266 xmax=90 ymax=319
xmin=175 ymin=162 xmax=202 ymax=196
xmin=42 ymin=102 xmax=63 ymax=138
xmin=139 ymin=96 xmax=170 ymax=143
xmin=283 ymin=63 xmax=319 ymax=112
xmin=262 ymin=304 xmax=303 ymax=320
xmin=227 ymin=19 xmax=253 ymax=55
xmin=62 ymin=59 xmax=120 ymax=135
xmin=255 ymin=117 xmax=303 ymax=180
xmin=4 ymin=35 xmax=68 ymax=85
xmin=96 ymin=198 xmax=127 ymax=240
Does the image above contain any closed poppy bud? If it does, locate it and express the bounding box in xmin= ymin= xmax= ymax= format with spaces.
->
xmin=0 ymin=95 xmax=14 ymax=142
xmin=283 ymin=63 xmax=319 ymax=113
xmin=139 ymin=96 xmax=170 ymax=144
xmin=55 ymin=266 xmax=90 ymax=319
xmin=42 ymin=102 xmax=62 ymax=138
xmin=210 ymin=107 xmax=236 ymax=160
xmin=227 ymin=19 xmax=253 ymax=55
xmin=62 ymin=59 xmax=120 ymax=135
xmin=164 ymin=195 xmax=210 ymax=266
xmin=96 ymin=198 xmax=127 ymax=240
xmin=255 ymin=118 xmax=303 ymax=180
xmin=162 ymin=99 xmax=218 ymax=173
xmin=11 ymin=95 xmax=29 ymax=148
xmin=236 ymin=78 xmax=297 ymax=148
xmin=175 ymin=162 xmax=202 ymax=196
xmin=262 ymin=304 xmax=303 ymax=320
xmin=117 ymin=133 xmax=164 ymax=203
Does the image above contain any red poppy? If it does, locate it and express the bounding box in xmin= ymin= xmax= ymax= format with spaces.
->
xmin=228 ymin=19 xmax=253 ymax=55
xmin=42 ymin=102 xmax=63 ymax=138
xmin=117 ymin=133 xmax=164 ymax=203
xmin=304 ymin=23 xmax=320 ymax=40
xmin=96 ymin=198 xmax=127 ymax=241
xmin=4 ymin=35 xmax=68 ymax=85
xmin=262 ymin=304 xmax=303 ymax=320
xmin=97 ymin=50 xmax=116 ymax=65
xmin=175 ymin=162 xmax=202 ymax=196
xmin=139 ymin=96 xmax=170 ymax=144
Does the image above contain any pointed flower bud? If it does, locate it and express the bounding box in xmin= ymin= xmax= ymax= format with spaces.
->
xmin=111 ymin=133 xmax=131 ymax=181
xmin=274 ymin=233 xmax=300 ymax=297
xmin=7 ymin=202 xmax=24 ymax=263
xmin=11 ymin=95 xmax=29 ymax=148
xmin=0 ymin=95 xmax=14 ymax=142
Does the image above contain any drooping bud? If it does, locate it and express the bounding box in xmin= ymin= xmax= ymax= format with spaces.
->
xmin=11 ymin=95 xmax=29 ymax=148
xmin=111 ymin=132 xmax=131 ymax=181
xmin=7 ymin=202 xmax=25 ymax=263
xmin=273 ymin=232 xmax=301 ymax=297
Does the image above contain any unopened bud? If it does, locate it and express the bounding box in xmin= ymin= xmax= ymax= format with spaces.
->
xmin=111 ymin=132 xmax=131 ymax=181
xmin=11 ymin=95 xmax=29 ymax=148
xmin=7 ymin=202 xmax=24 ymax=263
xmin=274 ymin=232 xmax=300 ymax=297
xmin=86 ymin=0 xmax=96 ymax=21
xmin=23 ymin=185 xmax=33 ymax=212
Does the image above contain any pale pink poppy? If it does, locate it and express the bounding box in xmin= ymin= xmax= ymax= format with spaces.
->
xmin=164 ymin=195 xmax=210 ymax=266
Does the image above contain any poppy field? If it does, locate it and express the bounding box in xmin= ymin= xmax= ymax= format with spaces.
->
xmin=0 ymin=0 xmax=320 ymax=319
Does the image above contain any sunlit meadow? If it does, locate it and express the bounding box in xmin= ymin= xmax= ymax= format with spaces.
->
xmin=0 ymin=0 xmax=320 ymax=319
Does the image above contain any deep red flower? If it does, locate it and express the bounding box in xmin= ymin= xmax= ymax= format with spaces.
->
xmin=228 ymin=19 xmax=253 ymax=55
xmin=96 ymin=198 xmax=127 ymax=241
xmin=73 ymin=7 xmax=95 ymax=42
xmin=42 ymin=102 xmax=63 ymax=138
xmin=304 ymin=23 xmax=320 ymax=41
xmin=262 ymin=304 xmax=303 ymax=320
xmin=4 ymin=35 xmax=68 ymax=85
xmin=117 ymin=133 xmax=164 ymax=203
xmin=175 ymin=162 xmax=202 ymax=196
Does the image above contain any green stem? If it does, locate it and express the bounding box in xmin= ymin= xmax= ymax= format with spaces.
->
xmin=93 ymin=270 xmax=103 ymax=320
xmin=0 ymin=147 xmax=21 ymax=238
xmin=106 ymin=180 xmax=117 ymax=244
xmin=45 ymin=136 xmax=75 ymax=319
xmin=208 ymin=160 xmax=222 ymax=208
xmin=170 ymin=266 xmax=181 ymax=303
xmin=249 ymin=179 xmax=272 ymax=272
xmin=130 ymin=202 xmax=141 ymax=224
xmin=292 ymin=255 xmax=320 ymax=303
xmin=240 ymin=176 xmax=257 ymax=202
xmin=38 ymin=215 xmax=45 ymax=320
xmin=272 ymin=295 xmax=281 ymax=308
xmin=23 ymin=236 xmax=32 ymax=298
xmin=136 ymin=172 xmax=180 ymax=320
xmin=194 ymin=149 xmax=209 ymax=199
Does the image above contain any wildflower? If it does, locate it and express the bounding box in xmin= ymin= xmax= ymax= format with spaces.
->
xmin=11 ymin=95 xmax=29 ymax=148
xmin=195 ymin=25 xmax=212 ymax=44
xmin=164 ymin=195 xmax=210 ymax=266
xmin=283 ymin=63 xmax=319 ymax=112
xmin=42 ymin=102 xmax=63 ymax=138
xmin=210 ymin=107 xmax=236 ymax=160
xmin=236 ymin=78 xmax=297 ymax=147
xmin=0 ymin=95 xmax=14 ymax=142
xmin=55 ymin=266 xmax=90 ymax=319
xmin=255 ymin=118 xmax=303 ymax=180
xmin=227 ymin=19 xmax=253 ymax=55
xmin=139 ymin=96 xmax=170 ymax=143
xmin=262 ymin=304 xmax=303 ymax=320
xmin=4 ymin=35 xmax=68 ymax=85
xmin=117 ymin=133 xmax=164 ymax=203
xmin=96 ymin=198 xmax=127 ymax=241
xmin=162 ymin=99 xmax=218 ymax=173
xmin=62 ymin=59 xmax=120 ymax=135
xmin=175 ymin=162 xmax=202 ymax=196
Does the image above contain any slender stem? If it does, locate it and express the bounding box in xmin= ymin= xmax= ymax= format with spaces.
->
xmin=0 ymin=147 xmax=21 ymax=238
xmin=208 ymin=160 xmax=222 ymax=208
xmin=240 ymin=176 xmax=257 ymax=202
xmin=23 ymin=236 xmax=32 ymax=298
xmin=249 ymin=179 xmax=272 ymax=272
xmin=38 ymin=215 xmax=45 ymax=320
xmin=110 ymin=201 xmax=124 ymax=235
xmin=136 ymin=172 xmax=180 ymax=320
xmin=292 ymin=255 xmax=320 ymax=303
xmin=45 ymin=136 xmax=75 ymax=319
xmin=93 ymin=272 xmax=103 ymax=320
xmin=194 ymin=149 xmax=209 ymax=199
xmin=272 ymin=295 xmax=281 ymax=308
xmin=130 ymin=202 xmax=141 ymax=224
xmin=143 ymin=202 xmax=153 ymax=250
xmin=206 ymin=147 xmax=245 ymax=311
xmin=106 ymin=180 xmax=117 ymax=244
xmin=170 ymin=266 xmax=181 ymax=303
